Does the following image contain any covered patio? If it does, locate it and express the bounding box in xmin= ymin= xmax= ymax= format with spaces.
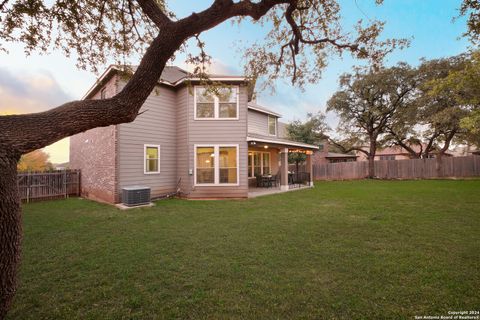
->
xmin=246 ymin=133 xmax=318 ymax=198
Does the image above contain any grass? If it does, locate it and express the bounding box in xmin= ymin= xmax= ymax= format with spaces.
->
xmin=7 ymin=180 xmax=480 ymax=319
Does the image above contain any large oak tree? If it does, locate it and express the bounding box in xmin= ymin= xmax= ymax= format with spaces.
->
xmin=327 ymin=63 xmax=418 ymax=178
xmin=0 ymin=0 xmax=403 ymax=317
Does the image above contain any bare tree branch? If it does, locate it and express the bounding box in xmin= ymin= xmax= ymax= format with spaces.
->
xmin=329 ymin=138 xmax=370 ymax=156
xmin=0 ymin=0 xmax=8 ymax=11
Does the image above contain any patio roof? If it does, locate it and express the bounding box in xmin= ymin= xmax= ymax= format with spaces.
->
xmin=247 ymin=133 xmax=319 ymax=150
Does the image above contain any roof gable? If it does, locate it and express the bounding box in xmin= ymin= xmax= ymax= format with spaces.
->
xmin=82 ymin=65 xmax=246 ymax=99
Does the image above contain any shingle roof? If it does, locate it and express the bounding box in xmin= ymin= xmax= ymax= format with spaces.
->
xmin=83 ymin=65 xmax=246 ymax=99
xmin=159 ymin=66 xmax=190 ymax=84
xmin=247 ymin=102 xmax=282 ymax=117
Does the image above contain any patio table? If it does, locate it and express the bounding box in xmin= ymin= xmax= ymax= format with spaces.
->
xmin=261 ymin=175 xmax=274 ymax=188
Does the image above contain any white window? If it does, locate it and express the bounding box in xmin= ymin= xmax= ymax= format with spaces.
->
xmin=248 ymin=151 xmax=271 ymax=177
xmin=144 ymin=144 xmax=160 ymax=174
xmin=194 ymin=86 xmax=239 ymax=120
xmin=195 ymin=145 xmax=239 ymax=185
xmin=268 ymin=115 xmax=277 ymax=135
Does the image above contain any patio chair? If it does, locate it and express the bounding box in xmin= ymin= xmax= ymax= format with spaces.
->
xmin=270 ymin=173 xmax=280 ymax=187
xmin=255 ymin=174 xmax=264 ymax=188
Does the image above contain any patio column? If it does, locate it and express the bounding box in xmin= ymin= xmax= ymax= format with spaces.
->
xmin=280 ymin=147 xmax=289 ymax=191
xmin=306 ymin=152 xmax=314 ymax=187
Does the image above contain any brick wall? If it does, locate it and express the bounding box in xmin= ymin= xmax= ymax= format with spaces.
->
xmin=69 ymin=75 xmax=118 ymax=203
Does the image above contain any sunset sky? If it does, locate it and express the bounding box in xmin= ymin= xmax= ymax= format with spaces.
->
xmin=0 ymin=0 xmax=470 ymax=164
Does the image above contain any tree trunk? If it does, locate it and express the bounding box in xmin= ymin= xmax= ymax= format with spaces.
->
xmin=367 ymin=138 xmax=377 ymax=178
xmin=367 ymin=154 xmax=375 ymax=178
xmin=436 ymin=152 xmax=444 ymax=177
xmin=0 ymin=154 xmax=22 ymax=320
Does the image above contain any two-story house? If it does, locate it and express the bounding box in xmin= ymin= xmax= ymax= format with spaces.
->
xmin=70 ymin=66 xmax=318 ymax=203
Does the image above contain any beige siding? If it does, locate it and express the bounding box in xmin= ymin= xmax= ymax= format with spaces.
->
xmin=117 ymin=85 xmax=178 ymax=199
xmin=176 ymin=87 xmax=190 ymax=195
xmin=185 ymin=85 xmax=249 ymax=198
xmin=248 ymin=109 xmax=278 ymax=137
xmin=69 ymin=75 xmax=118 ymax=203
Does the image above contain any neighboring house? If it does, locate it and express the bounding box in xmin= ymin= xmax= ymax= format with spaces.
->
xmin=449 ymin=145 xmax=479 ymax=157
xmin=356 ymin=144 xmax=453 ymax=161
xmin=313 ymin=141 xmax=357 ymax=165
xmin=70 ymin=66 xmax=318 ymax=203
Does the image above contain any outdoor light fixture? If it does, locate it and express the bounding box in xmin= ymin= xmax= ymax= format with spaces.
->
xmin=264 ymin=145 xmax=269 ymax=149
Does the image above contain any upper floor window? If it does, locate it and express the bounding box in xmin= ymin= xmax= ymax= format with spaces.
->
xmin=194 ymin=86 xmax=239 ymax=120
xmin=100 ymin=88 xmax=107 ymax=99
xmin=144 ymin=144 xmax=160 ymax=174
xmin=268 ymin=115 xmax=277 ymax=135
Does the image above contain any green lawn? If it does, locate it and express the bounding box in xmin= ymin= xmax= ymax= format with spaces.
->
xmin=8 ymin=180 xmax=480 ymax=319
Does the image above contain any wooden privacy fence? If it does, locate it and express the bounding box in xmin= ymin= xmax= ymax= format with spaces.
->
xmin=312 ymin=155 xmax=480 ymax=180
xmin=17 ymin=170 xmax=81 ymax=202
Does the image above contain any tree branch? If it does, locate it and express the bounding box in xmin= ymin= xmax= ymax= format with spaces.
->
xmin=136 ymin=0 xmax=172 ymax=28
xmin=329 ymin=138 xmax=370 ymax=156
xmin=1 ymin=0 xmax=299 ymax=155
xmin=0 ymin=28 xmax=182 ymax=155
xmin=0 ymin=0 xmax=9 ymax=11
xmin=175 ymin=0 xmax=291 ymax=37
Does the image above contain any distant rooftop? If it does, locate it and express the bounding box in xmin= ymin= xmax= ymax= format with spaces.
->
xmin=325 ymin=152 xmax=357 ymax=158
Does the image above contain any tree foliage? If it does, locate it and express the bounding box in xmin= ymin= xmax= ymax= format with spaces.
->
xmin=17 ymin=149 xmax=53 ymax=172
xmin=286 ymin=111 xmax=329 ymax=166
xmin=0 ymin=0 xmax=407 ymax=82
xmin=427 ymin=51 xmax=480 ymax=146
xmin=460 ymin=0 xmax=480 ymax=44
xmin=0 ymin=0 xmax=165 ymax=71
xmin=286 ymin=111 xmax=329 ymax=145
xmin=383 ymin=54 xmax=472 ymax=158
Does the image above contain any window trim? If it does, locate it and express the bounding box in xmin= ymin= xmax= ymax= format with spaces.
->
xmin=248 ymin=151 xmax=271 ymax=178
xmin=144 ymin=144 xmax=161 ymax=174
xmin=100 ymin=87 xmax=107 ymax=99
xmin=193 ymin=86 xmax=240 ymax=121
xmin=268 ymin=115 xmax=277 ymax=136
xmin=194 ymin=144 xmax=240 ymax=186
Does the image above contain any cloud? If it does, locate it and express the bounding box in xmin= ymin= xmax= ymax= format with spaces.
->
xmin=0 ymin=67 xmax=72 ymax=163
xmin=0 ymin=67 xmax=71 ymax=115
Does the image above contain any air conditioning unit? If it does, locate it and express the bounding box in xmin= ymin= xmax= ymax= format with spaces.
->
xmin=122 ymin=186 xmax=151 ymax=207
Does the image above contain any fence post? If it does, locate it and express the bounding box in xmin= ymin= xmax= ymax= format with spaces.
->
xmin=474 ymin=155 xmax=478 ymax=176
xmin=64 ymin=170 xmax=67 ymax=198
xmin=26 ymin=172 xmax=30 ymax=203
